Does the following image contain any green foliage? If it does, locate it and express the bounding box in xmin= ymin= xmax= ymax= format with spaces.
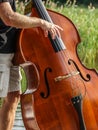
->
xmin=16 ymin=0 xmax=25 ymax=14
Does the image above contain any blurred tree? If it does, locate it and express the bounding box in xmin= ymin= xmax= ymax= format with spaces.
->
xmin=50 ymin=0 xmax=98 ymax=6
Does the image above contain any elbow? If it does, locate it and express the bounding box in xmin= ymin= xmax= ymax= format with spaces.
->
xmin=3 ymin=13 xmax=15 ymax=27
xmin=4 ymin=19 xmax=11 ymax=26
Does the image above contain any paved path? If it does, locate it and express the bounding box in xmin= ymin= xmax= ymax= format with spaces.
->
xmin=13 ymin=104 xmax=25 ymax=130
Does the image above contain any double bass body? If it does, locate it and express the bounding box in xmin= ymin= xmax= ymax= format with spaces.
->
xmin=14 ymin=2 xmax=98 ymax=130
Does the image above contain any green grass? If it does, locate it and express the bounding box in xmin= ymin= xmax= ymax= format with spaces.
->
xmin=14 ymin=1 xmax=98 ymax=93
xmin=45 ymin=2 xmax=98 ymax=71
xmin=16 ymin=1 xmax=98 ymax=71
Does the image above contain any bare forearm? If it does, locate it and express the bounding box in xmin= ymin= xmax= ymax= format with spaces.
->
xmin=0 ymin=2 xmax=63 ymax=39
xmin=0 ymin=2 xmax=43 ymax=29
xmin=7 ymin=12 xmax=43 ymax=29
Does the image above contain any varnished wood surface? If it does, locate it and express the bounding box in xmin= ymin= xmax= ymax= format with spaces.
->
xmin=14 ymin=9 xmax=98 ymax=130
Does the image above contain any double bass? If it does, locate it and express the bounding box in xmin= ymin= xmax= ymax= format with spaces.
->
xmin=14 ymin=0 xmax=98 ymax=130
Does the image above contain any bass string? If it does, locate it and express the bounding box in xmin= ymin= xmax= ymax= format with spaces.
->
xmin=56 ymin=45 xmax=86 ymax=97
xmin=34 ymin=0 xmax=65 ymax=52
xmin=36 ymin=0 xmax=67 ymax=52
xmin=34 ymin=0 xmax=83 ymax=95
xmin=19 ymin=32 xmax=86 ymax=98
xmin=34 ymin=0 xmax=53 ymax=22
xmin=21 ymin=0 xmax=86 ymax=97
xmin=19 ymin=30 xmax=85 ymax=97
